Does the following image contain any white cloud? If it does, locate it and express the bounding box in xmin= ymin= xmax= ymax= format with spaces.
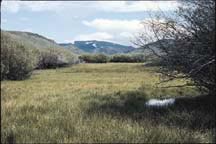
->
xmin=1 ymin=1 xmax=20 ymax=13
xmin=81 ymin=18 xmax=167 ymax=45
xmin=21 ymin=1 xmax=63 ymax=12
xmin=94 ymin=1 xmax=179 ymax=12
xmin=83 ymin=18 xmax=165 ymax=34
xmin=83 ymin=19 xmax=143 ymax=33
xmin=1 ymin=1 xmax=65 ymax=13
xmin=1 ymin=1 xmax=179 ymax=13
xmin=81 ymin=19 xmax=145 ymax=45
xmin=71 ymin=32 xmax=113 ymax=42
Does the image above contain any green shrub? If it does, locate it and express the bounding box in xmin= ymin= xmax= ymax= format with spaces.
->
xmin=110 ymin=55 xmax=127 ymax=62
xmin=79 ymin=54 xmax=108 ymax=63
xmin=37 ymin=48 xmax=79 ymax=69
xmin=94 ymin=54 xmax=109 ymax=63
xmin=79 ymin=54 xmax=146 ymax=63
xmin=110 ymin=54 xmax=146 ymax=63
xmin=1 ymin=31 xmax=79 ymax=80
xmin=1 ymin=32 xmax=37 ymax=80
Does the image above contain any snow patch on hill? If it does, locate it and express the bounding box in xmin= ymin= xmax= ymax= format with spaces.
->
xmin=92 ymin=43 xmax=97 ymax=48
xmin=85 ymin=42 xmax=92 ymax=44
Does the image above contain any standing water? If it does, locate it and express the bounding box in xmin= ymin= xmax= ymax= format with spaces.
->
xmin=145 ymin=98 xmax=175 ymax=107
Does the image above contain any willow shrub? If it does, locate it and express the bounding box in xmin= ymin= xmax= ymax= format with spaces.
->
xmin=1 ymin=32 xmax=37 ymax=80
xmin=36 ymin=48 xmax=79 ymax=69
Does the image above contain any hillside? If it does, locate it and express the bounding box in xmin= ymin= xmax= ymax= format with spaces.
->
xmin=59 ymin=43 xmax=85 ymax=54
xmin=5 ymin=30 xmax=67 ymax=51
xmin=2 ymin=30 xmax=80 ymax=56
xmin=5 ymin=30 xmax=63 ymax=50
xmin=73 ymin=40 xmax=135 ymax=55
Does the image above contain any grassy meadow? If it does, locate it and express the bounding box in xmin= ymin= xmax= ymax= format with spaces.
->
xmin=1 ymin=63 xmax=215 ymax=143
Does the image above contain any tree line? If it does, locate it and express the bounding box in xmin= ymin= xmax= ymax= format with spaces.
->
xmin=79 ymin=54 xmax=146 ymax=63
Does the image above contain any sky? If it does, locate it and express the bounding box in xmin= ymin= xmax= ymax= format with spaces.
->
xmin=1 ymin=1 xmax=179 ymax=46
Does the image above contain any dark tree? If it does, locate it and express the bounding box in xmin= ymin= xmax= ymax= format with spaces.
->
xmin=134 ymin=0 xmax=215 ymax=94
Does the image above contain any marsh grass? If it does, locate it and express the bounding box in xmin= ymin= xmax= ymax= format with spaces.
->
xmin=1 ymin=63 xmax=215 ymax=143
xmin=85 ymin=91 xmax=215 ymax=130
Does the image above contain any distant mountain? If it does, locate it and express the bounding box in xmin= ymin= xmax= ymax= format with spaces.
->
xmin=129 ymin=39 xmax=175 ymax=55
xmin=59 ymin=43 xmax=85 ymax=54
xmin=73 ymin=40 xmax=135 ymax=55
xmin=3 ymin=30 xmax=174 ymax=57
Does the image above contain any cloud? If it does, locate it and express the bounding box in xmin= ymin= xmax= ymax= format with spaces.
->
xmin=83 ymin=19 xmax=143 ymax=33
xmin=21 ymin=1 xmax=63 ymax=12
xmin=1 ymin=1 xmax=179 ymax=13
xmin=83 ymin=18 xmax=166 ymax=34
xmin=1 ymin=1 xmax=98 ymax=13
xmin=81 ymin=18 xmax=167 ymax=45
xmin=94 ymin=1 xmax=179 ymax=12
xmin=1 ymin=1 xmax=65 ymax=13
xmin=81 ymin=19 xmax=145 ymax=45
xmin=1 ymin=1 xmax=20 ymax=13
xmin=71 ymin=32 xmax=114 ymax=42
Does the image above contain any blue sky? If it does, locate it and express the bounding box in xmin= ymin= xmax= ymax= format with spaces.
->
xmin=1 ymin=1 xmax=179 ymax=46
